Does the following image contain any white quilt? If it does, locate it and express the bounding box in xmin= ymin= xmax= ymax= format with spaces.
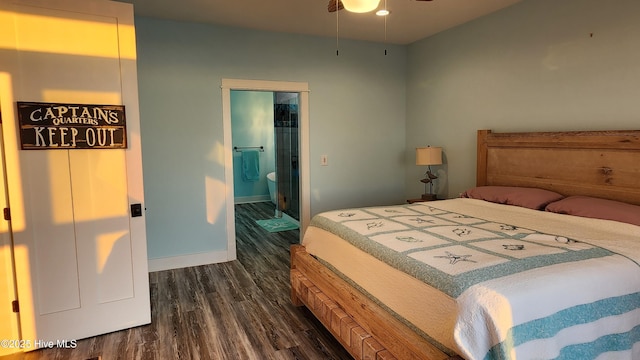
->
xmin=306 ymin=198 xmax=640 ymax=360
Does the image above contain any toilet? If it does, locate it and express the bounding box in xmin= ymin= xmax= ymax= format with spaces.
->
xmin=266 ymin=172 xmax=276 ymax=205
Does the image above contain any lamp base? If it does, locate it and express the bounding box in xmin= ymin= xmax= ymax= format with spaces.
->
xmin=421 ymin=193 xmax=437 ymax=201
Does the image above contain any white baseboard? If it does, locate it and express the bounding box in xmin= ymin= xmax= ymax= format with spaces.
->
xmin=148 ymin=250 xmax=230 ymax=272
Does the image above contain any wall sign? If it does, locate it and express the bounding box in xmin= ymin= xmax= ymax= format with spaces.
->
xmin=17 ymin=101 xmax=127 ymax=150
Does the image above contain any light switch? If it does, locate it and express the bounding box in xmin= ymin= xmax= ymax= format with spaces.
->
xmin=320 ymin=155 xmax=328 ymax=166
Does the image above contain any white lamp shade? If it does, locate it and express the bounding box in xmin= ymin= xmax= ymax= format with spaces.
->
xmin=341 ymin=0 xmax=381 ymax=13
xmin=416 ymin=146 xmax=443 ymax=166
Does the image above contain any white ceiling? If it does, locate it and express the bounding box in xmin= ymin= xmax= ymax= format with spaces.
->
xmin=115 ymin=0 xmax=521 ymax=45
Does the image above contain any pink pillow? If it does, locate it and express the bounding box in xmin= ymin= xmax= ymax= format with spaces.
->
xmin=461 ymin=186 xmax=564 ymax=210
xmin=545 ymin=196 xmax=640 ymax=226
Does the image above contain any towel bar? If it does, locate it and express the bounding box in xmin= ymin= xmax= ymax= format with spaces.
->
xmin=234 ymin=146 xmax=264 ymax=152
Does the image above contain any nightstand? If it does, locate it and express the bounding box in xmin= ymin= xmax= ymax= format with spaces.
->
xmin=407 ymin=198 xmax=438 ymax=204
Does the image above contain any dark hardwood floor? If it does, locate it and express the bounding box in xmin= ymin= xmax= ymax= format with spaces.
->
xmin=2 ymin=202 xmax=351 ymax=360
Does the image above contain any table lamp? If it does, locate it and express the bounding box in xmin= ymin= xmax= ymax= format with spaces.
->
xmin=416 ymin=146 xmax=442 ymax=200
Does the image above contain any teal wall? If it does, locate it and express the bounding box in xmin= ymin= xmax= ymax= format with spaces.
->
xmin=405 ymin=0 xmax=640 ymax=200
xmin=231 ymin=90 xmax=275 ymax=203
xmin=135 ymin=17 xmax=407 ymax=260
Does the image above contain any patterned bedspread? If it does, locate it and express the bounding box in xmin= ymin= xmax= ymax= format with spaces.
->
xmin=308 ymin=199 xmax=640 ymax=360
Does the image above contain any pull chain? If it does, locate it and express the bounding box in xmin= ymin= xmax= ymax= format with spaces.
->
xmin=384 ymin=0 xmax=388 ymax=55
xmin=336 ymin=1 xmax=340 ymax=56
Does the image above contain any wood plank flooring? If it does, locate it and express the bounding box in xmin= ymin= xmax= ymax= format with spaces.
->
xmin=2 ymin=202 xmax=352 ymax=360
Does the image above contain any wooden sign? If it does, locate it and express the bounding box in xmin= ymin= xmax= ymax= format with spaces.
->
xmin=17 ymin=102 xmax=127 ymax=150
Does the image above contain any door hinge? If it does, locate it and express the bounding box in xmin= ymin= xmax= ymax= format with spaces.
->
xmin=3 ymin=208 xmax=10 ymax=221
xmin=11 ymin=300 xmax=19 ymax=313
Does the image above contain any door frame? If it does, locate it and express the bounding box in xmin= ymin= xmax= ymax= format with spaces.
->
xmin=221 ymin=79 xmax=310 ymax=260
xmin=0 ymin=88 xmax=21 ymax=356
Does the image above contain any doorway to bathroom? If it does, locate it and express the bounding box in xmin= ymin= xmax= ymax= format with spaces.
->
xmin=221 ymin=79 xmax=310 ymax=260
xmin=230 ymin=90 xmax=299 ymax=222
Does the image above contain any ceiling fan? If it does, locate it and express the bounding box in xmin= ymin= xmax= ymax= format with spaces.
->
xmin=327 ymin=0 xmax=433 ymax=13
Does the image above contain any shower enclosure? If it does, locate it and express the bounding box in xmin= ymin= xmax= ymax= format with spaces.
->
xmin=274 ymin=92 xmax=300 ymax=221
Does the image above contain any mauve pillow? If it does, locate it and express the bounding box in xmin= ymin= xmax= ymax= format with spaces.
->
xmin=545 ymin=196 xmax=640 ymax=226
xmin=461 ymin=186 xmax=564 ymax=210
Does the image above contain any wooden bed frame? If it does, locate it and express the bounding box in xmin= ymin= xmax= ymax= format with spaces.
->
xmin=290 ymin=129 xmax=640 ymax=360
xmin=476 ymin=129 xmax=640 ymax=205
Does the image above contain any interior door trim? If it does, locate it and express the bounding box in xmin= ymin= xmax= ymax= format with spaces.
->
xmin=221 ymin=79 xmax=310 ymax=261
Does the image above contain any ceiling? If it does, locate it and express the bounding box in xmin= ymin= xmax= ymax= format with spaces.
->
xmin=114 ymin=0 xmax=521 ymax=45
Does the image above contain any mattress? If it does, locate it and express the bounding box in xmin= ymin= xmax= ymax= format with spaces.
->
xmin=302 ymin=198 xmax=640 ymax=359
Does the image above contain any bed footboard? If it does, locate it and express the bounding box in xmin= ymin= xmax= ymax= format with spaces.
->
xmin=290 ymin=244 xmax=459 ymax=360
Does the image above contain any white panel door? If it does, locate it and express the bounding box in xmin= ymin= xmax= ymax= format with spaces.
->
xmin=0 ymin=0 xmax=150 ymax=348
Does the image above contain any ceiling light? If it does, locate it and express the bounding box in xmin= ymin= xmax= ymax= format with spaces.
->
xmin=376 ymin=9 xmax=389 ymax=16
xmin=341 ymin=0 xmax=381 ymax=13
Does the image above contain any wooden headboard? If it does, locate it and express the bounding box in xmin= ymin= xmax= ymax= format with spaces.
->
xmin=477 ymin=129 xmax=640 ymax=206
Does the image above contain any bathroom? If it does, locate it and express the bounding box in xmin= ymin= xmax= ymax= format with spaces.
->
xmin=231 ymin=90 xmax=300 ymax=223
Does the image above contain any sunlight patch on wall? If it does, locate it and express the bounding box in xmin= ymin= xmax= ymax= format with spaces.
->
xmin=206 ymin=176 xmax=225 ymax=224
xmin=206 ymin=142 xmax=226 ymax=167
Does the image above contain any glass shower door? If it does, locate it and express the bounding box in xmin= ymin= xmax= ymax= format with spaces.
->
xmin=274 ymin=92 xmax=300 ymax=221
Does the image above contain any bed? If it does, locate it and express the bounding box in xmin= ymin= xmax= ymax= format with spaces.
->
xmin=290 ymin=129 xmax=640 ymax=360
